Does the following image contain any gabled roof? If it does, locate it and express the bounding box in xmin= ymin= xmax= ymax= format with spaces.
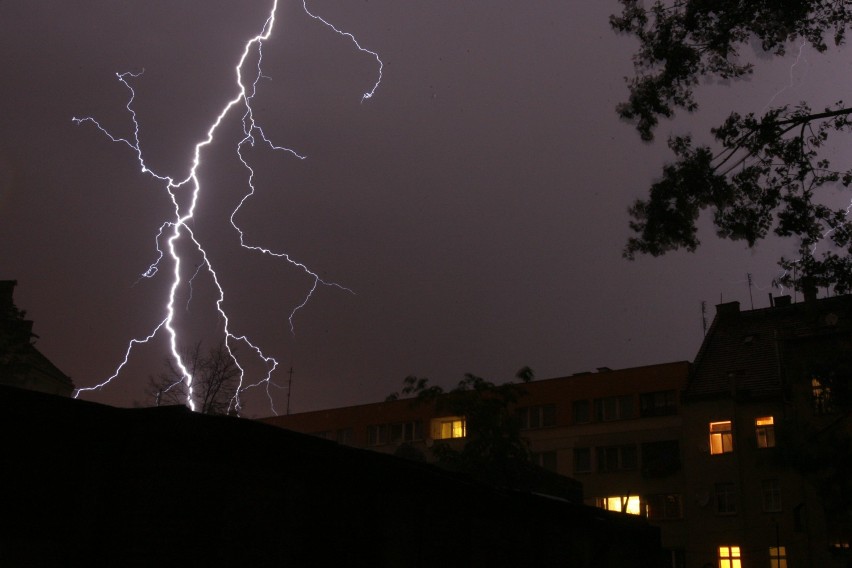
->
xmin=688 ymin=294 xmax=852 ymax=399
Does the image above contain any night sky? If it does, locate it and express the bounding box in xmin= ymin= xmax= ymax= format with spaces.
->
xmin=3 ymin=2 xmax=850 ymax=416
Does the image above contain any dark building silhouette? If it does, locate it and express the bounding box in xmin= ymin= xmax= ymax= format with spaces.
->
xmin=0 ymin=280 xmax=74 ymax=396
xmin=1 ymin=385 xmax=660 ymax=567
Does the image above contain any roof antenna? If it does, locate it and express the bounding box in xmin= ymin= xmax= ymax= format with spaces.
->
xmin=286 ymin=366 xmax=295 ymax=415
xmin=747 ymin=273 xmax=754 ymax=310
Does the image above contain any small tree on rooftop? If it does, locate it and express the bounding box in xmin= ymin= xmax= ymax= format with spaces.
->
xmin=149 ymin=341 xmax=242 ymax=416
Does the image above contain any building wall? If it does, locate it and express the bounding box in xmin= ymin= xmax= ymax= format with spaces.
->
xmin=262 ymin=361 xmax=692 ymax=562
xmin=681 ymin=296 xmax=852 ymax=568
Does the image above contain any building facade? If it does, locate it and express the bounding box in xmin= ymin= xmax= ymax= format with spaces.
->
xmin=681 ymin=295 xmax=852 ymax=568
xmin=262 ymin=294 xmax=852 ymax=568
xmin=262 ymin=361 xmax=691 ymax=564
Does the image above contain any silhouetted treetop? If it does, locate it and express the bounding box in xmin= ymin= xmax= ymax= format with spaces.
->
xmin=613 ymin=1 xmax=852 ymax=292
xmin=611 ymin=0 xmax=852 ymax=140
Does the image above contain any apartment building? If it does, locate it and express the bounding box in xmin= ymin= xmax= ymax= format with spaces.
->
xmin=680 ymin=294 xmax=852 ymax=568
xmin=262 ymin=361 xmax=691 ymax=563
xmin=262 ymin=293 xmax=852 ymax=568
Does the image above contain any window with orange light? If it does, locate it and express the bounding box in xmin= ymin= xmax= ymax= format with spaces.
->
xmin=755 ymin=416 xmax=776 ymax=448
xmin=431 ymin=416 xmax=466 ymax=439
xmin=718 ymin=545 xmax=741 ymax=568
xmin=709 ymin=421 xmax=733 ymax=454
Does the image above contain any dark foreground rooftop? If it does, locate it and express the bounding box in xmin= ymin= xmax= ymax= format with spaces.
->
xmin=1 ymin=386 xmax=659 ymax=567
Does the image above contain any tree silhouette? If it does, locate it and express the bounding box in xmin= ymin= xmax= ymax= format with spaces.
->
xmin=613 ymin=1 xmax=852 ymax=292
xmin=149 ymin=341 xmax=241 ymax=416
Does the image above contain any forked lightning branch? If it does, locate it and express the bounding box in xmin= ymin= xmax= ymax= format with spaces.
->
xmin=71 ymin=0 xmax=382 ymax=414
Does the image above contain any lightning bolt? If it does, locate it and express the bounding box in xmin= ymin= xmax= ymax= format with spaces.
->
xmin=762 ymin=39 xmax=808 ymax=113
xmin=72 ymin=0 xmax=382 ymax=415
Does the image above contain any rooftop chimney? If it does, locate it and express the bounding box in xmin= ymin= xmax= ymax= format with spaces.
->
xmin=0 ymin=280 xmax=17 ymax=312
xmin=716 ymin=301 xmax=740 ymax=318
xmin=801 ymin=277 xmax=818 ymax=303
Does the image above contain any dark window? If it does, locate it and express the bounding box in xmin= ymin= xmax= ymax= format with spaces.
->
xmin=388 ymin=421 xmax=424 ymax=444
xmin=335 ymin=428 xmax=353 ymax=445
xmin=646 ymin=494 xmax=683 ymax=520
xmin=573 ymin=447 xmax=592 ymax=473
xmin=572 ymin=400 xmax=590 ymax=423
xmin=762 ymin=478 xmax=781 ymax=512
xmin=640 ymin=390 xmax=678 ymax=417
xmin=812 ymin=377 xmax=834 ymax=414
xmin=533 ymin=451 xmax=558 ymax=472
xmin=367 ymin=424 xmax=388 ymax=446
xmin=597 ymin=444 xmax=638 ymax=472
xmin=594 ymin=395 xmax=634 ymax=421
xmin=518 ymin=405 xmax=557 ymax=429
xmin=660 ymin=548 xmax=686 ymax=568
xmin=715 ymin=482 xmax=737 ymax=514
xmin=641 ymin=440 xmax=681 ymax=477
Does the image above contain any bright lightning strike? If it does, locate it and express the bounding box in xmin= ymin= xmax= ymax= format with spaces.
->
xmin=72 ymin=1 xmax=382 ymax=415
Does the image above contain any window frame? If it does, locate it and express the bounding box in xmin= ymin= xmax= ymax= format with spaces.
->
xmin=518 ymin=404 xmax=557 ymax=429
xmin=594 ymin=395 xmax=635 ymax=421
xmin=596 ymin=444 xmax=638 ymax=473
xmin=718 ymin=545 xmax=742 ymax=568
xmin=715 ymin=482 xmax=737 ymax=515
xmin=639 ymin=390 xmax=678 ymax=417
xmin=709 ymin=421 xmax=734 ymax=455
xmin=572 ymin=399 xmax=591 ymax=424
xmin=431 ymin=416 xmax=466 ymax=440
xmin=645 ymin=493 xmax=683 ymax=520
xmin=761 ymin=478 xmax=782 ymax=512
xmin=573 ymin=447 xmax=592 ymax=473
xmin=595 ymin=495 xmax=642 ymax=515
xmin=769 ymin=545 xmax=788 ymax=568
xmin=755 ymin=416 xmax=776 ymax=448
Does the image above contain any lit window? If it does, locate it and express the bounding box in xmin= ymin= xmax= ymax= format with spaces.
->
xmin=645 ymin=493 xmax=683 ymax=520
xmin=755 ymin=416 xmax=776 ymax=448
xmin=596 ymin=495 xmax=641 ymax=515
xmin=573 ymin=447 xmax=592 ymax=473
xmin=762 ymin=478 xmax=781 ymax=512
xmin=709 ymin=421 xmax=733 ymax=454
xmin=769 ymin=545 xmax=787 ymax=568
xmin=718 ymin=545 xmax=742 ymax=568
xmin=812 ymin=377 xmax=833 ymax=414
xmin=431 ymin=416 xmax=465 ymax=439
xmin=715 ymin=482 xmax=737 ymax=514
